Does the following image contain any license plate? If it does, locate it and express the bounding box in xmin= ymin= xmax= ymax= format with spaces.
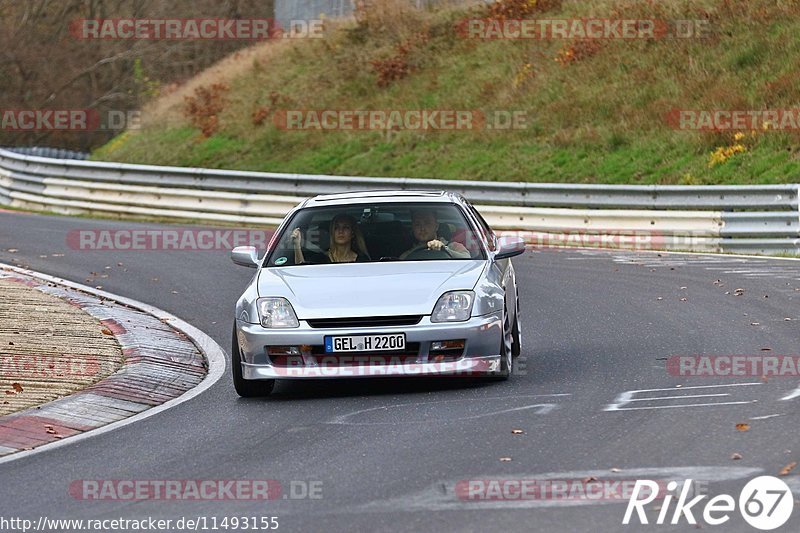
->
xmin=325 ymin=334 xmax=406 ymax=353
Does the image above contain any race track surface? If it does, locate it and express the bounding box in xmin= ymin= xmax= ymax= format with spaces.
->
xmin=1 ymin=211 xmax=799 ymax=532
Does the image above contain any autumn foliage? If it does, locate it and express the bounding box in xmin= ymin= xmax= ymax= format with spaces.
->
xmin=183 ymin=83 xmax=230 ymax=138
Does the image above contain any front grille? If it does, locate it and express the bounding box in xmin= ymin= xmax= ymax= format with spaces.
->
xmin=306 ymin=315 xmax=422 ymax=329
xmin=310 ymin=342 xmax=421 ymax=356
xmin=269 ymin=343 xmax=422 ymax=366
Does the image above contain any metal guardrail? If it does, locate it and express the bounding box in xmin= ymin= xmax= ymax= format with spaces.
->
xmin=0 ymin=148 xmax=798 ymax=255
xmin=1 ymin=147 xmax=89 ymax=161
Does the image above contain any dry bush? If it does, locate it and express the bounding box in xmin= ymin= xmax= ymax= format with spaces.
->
xmin=370 ymin=31 xmax=430 ymax=87
xmin=142 ymin=39 xmax=294 ymax=129
xmin=251 ymin=106 xmax=270 ymax=126
xmin=486 ymin=0 xmax=562 ymax=19
xmin=183 ymin=83 xmax=229 ymax=137
xmin=555 ymin=40 xmax=604 ymax=65
xmin=762 ymin=70 xmax=800 ymax=106
xmin=251 ymin=91 xmax=284 ymax=126
xmin=355 ymin=1 xmax=436 ymax=88
xmin=370 ymin=56 xmax=412 ymax=87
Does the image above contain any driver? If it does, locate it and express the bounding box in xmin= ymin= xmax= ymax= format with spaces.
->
xmin=399 ymin=210 xmax=470 ymax=259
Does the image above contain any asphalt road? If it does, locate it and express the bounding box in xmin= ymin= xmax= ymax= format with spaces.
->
xmin=1 ymin=210 xmax=799 ymax=532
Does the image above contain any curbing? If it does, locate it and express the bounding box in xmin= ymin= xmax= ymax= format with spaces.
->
xmin=0 ymin=262 xmax=226 ymax=465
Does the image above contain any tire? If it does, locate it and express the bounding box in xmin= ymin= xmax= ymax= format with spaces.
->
xmin=493 ymin=303 xmax=514 ymax=381
xmin=511 ymin=288 xmax=522 ymax=359
xmin=231 ymin=323 xmax=275 ymax=397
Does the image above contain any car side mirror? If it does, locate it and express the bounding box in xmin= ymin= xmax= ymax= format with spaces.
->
xmin=494 ymin=236 xmax=526 ymax=260
xmin=231 ymin=246 xmax=260 ymax=268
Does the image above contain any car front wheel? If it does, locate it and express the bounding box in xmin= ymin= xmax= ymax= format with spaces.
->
xmin=512 ymin=289 xmax=521 ymax=359
xmin=493 ymin=303 xmax=514 ymax=380
xmin=231 ymin=323 xmax=275 ymax=397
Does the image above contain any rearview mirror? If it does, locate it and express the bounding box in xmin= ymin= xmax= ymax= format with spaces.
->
xmin=494 ymin=236 xmax=526 ymax=260
xmin=231 ymin=246 xmax=260 ymax=268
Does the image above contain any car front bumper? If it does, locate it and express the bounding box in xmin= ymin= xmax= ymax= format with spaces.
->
xmin=235 ymin=312 xmax=503 ymax=380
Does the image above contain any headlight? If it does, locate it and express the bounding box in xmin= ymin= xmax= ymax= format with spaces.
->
xmin=431 ymin=291 xmax=475 ymax=323
xmin=257 ymin=297 xmax=299 ymax=328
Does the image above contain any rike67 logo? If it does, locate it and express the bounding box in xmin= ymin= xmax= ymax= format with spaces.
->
xmin=623 ymin=477 xmax=793 ymax=530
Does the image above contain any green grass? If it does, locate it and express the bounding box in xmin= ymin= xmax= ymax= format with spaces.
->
xmin=93 ymin=0 xmax=800 ymax=184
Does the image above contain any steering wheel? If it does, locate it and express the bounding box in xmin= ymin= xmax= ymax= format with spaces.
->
xmin=404 ymin=247 xmax=452 ymax=260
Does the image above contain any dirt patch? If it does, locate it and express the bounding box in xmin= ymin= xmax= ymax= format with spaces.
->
xmin=0 ymin=279 xmax=124 ymax=416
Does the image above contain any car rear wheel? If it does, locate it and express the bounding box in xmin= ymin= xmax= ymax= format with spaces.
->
xmin=231 ymin=323 xmax=275 ymax=397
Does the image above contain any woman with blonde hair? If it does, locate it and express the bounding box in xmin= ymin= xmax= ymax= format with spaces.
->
xmin=292 ymin=214 xmax=370 ymax=264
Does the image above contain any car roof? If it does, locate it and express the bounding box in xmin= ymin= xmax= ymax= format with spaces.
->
xmin=302 ymin=190 xmax=461 ymax=208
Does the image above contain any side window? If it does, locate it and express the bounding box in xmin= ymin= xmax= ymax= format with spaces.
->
xmin=466 ymin=203 xmax=496 ymax=252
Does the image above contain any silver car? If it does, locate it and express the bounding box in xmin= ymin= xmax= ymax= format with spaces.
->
xmin=230 ymin=191 xmax=524 ymax=397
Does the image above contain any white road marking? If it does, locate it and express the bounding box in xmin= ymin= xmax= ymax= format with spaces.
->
xmin=604 ymin=383 xmax=762 ymax=411
xmin=627 ymin=393 xmax=731 ymax=402
xmin=602 ymin=251 xmax=800 ymax=293
xmin=783 ymin=475 xmax=800 ymax=497
xmin=780 ymin=385 xmax=800 ymax=401
xmin=328 ymin=394 xmax=570 ymax=425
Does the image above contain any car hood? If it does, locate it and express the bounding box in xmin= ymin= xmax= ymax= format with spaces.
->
xmin=257 ymin=261 xmax=485 ymax=319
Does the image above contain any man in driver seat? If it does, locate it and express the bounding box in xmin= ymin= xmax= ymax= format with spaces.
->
xmin=399 ymin=209 xmax=471 ymax=259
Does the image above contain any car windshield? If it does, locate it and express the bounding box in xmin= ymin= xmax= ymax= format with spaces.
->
xmin=264 ymin=202 xmax=486 ymax=266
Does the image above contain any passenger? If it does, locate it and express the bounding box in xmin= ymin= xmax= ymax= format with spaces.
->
xmin=292 ymin=214 xmax=370 ymax=264
xmin=400 ymin=210 xmax=471 ymax=259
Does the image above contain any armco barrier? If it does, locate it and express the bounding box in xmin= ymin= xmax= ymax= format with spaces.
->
xmin=0 ymin=148 xmax=798 ymax=255
xmin=1 ymin=146 xmax=88 ymax=160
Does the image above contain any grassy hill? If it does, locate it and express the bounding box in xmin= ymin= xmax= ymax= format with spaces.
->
xmin=93 ymin=0 xmax=800 ymax=184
